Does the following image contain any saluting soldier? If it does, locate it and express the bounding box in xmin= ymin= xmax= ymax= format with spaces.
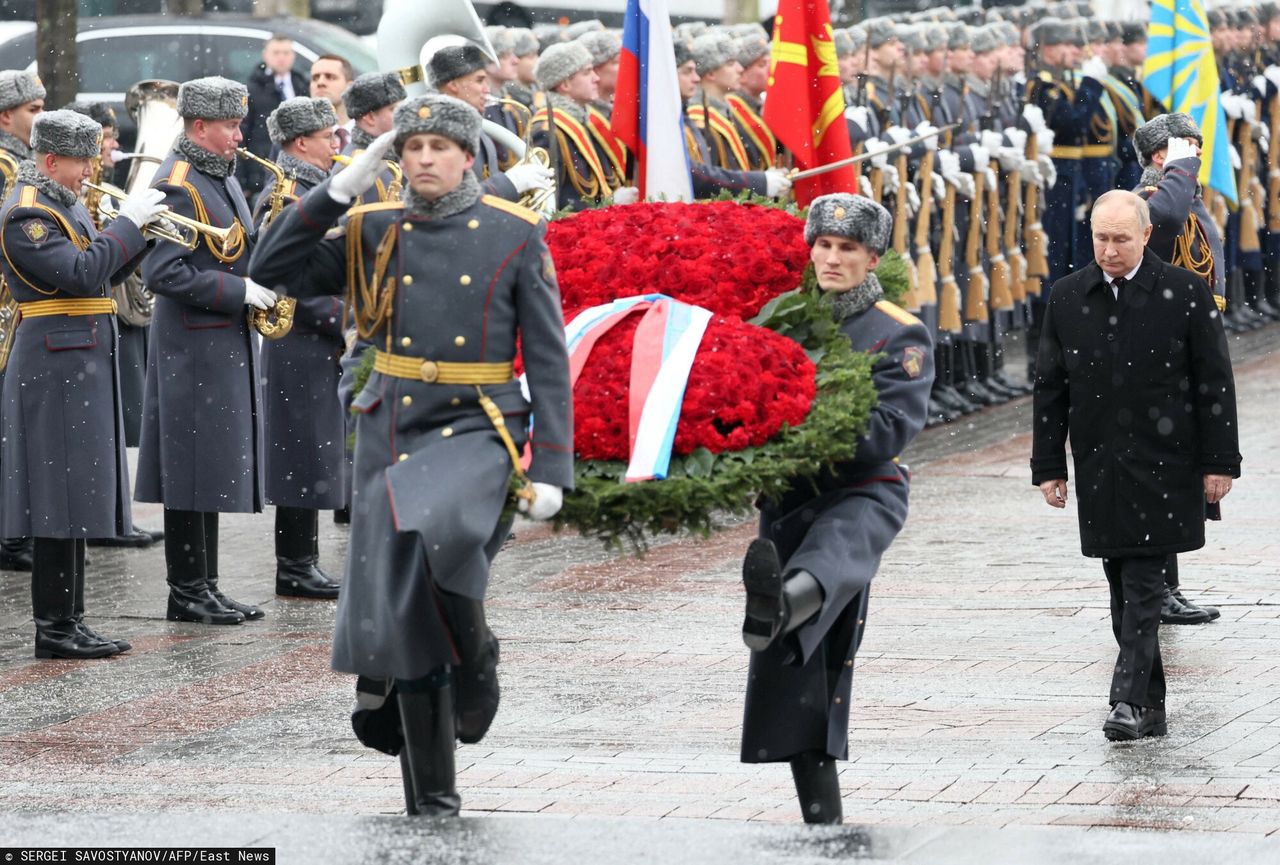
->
xmin=740 ymin=195 xmax=932 ymax=824
xmin=249 ymin=95 xmax=573 ymax=817
xmin=255 ymin=97 xmax=346 ymax=600
xmin=136 ymin=77 xmax=278 ymax=625
xmin=0 ymin=110 xmax=167 ymax=658
xmin=0 ymin=69 xmax=45 ymax=573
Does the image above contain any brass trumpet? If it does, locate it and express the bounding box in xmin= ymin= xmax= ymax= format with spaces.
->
xmin=84 ymin=181 xmax=242 ymax=256
xmin=230 ymin=149 xmax=297 ymax=339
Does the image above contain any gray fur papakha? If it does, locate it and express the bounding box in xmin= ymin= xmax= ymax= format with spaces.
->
xmin=267 ymin=97 xmax=337 ymax=146
xmin=393 ymin=94 xmax=481 ymax=155
xmin=804 ymin=193 xmax=893 ymax=254
xmin=536 ymin=41 xmax=594 ymax=90
xmin=0 ymin=69 xmax=45 ymax=112
xmin=834 ymin=29 xmax=856 ymax=57
xmin=737 ymin=31 xmax=770 ymax=66
xmin=30 ymin=109 xmax=102 ymax=159
xmin=64 ymin=101 xmax=117 ymax=129
xmin=864 ymin=17 xmax=899 ymax=48
xmin=509 ymin=27 xmax=539 ymax=56
xmin=342 ymin=72 xmax=407 ymax=120
xmin=971 ymin=25 xmax=1002 ymax=54
xmin=565 ymin=19 xmax=605 ymax=39
xmin=577 ymin=30 xmax=621 ymax=66
xmin=428 ymin=43 xmax=488 ymax=90
xmin=947 ymin=22 xmax=972 ymax=50
xmin=848 ymin=26 xmax=868 ymax=52
xmin=1132 ymin=112 xmax=1202 ymax=165
xmin=691 ymin=32 xmax=738 ymax=75
xmin=177 ymin=76 xmax=249 ymax=120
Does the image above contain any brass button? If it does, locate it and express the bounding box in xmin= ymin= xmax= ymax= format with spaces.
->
xmin=400 ymin=336 xmax=412 ymax=348
xmin=402 ymin=275 xmax=413 ymax=286
xmin=459 ymin=274 xmax=471 ymax=285
xmin=420 ymin=360 xmax=439 ymax=383
xmin=845 ymin=660 xmax=853 ymax=668
xmin=450 ymin=397 xmax=461 ymax=406
xmin=441 ymin=427 xmax=453 ymax=438
xmin=401 ymin=395 xmax=412 ymax=406
xmin=403 ymin=222 xmax=413 ymax=231
xmin=454 ymin=335 xmax=465 ymax=346
xmin=833 ymin=697 xmax=842 ymax=705
xmin=398 ymin=453 xmax=408 ymax=462
xmin=468 ymin=219 xmax=479 ymax=229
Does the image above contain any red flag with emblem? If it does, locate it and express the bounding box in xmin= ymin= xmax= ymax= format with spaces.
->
xmin=763 ymin=0 xmax=856 ymax=206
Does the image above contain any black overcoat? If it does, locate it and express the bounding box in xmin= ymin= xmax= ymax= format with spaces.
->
xmin=1031 ymin=252 xmax=1241 ymax=558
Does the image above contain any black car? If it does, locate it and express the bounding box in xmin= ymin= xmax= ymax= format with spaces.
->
xmin=0 ymin=14 xmax=378 ymax=150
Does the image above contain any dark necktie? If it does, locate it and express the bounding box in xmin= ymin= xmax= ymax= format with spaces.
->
xmin=1111 ymin=276 xmax=1126 ymax=300
xmin=335 ymin=127 xmax=349 ymax=151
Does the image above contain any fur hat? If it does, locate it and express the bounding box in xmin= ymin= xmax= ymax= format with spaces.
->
xmin=343 ymin=72 xmax=407 ymax=120
xmin=921 ymin=24 xmax=948 ymax=52
xmin=834 ymin=28 xmax=856 ymax=58
xmin=947 ymin=23 xmax=972 ymax=51
xmin=393 ymin=94 xmax=481 ymax=155
xmin=864 ymin=17 xmax=899 ymax=48
xmin=64 ymin=100 xmax=118 ymax=130
xmin=178 ymin=76 xmax=249 ymax=120
xmin=0 ymin=70 xmax=45 ymax=113
xmin=30 ymin=109 xmax=102 ymax=158
xmin=899 ymin=25 xmax=927 ymax=53
xmin=486 ymin=26 xmax=515 ymax=57
xmin=536 ymin=41 xmax=594 ymax=90
xmin=805 ymin=193 xmax=892 ymax=254
xmin=509 ymin=28 xmax=539 ymax=57
xmin=971 ymin=25 xmax=1002 ymax=54
xmin=1029 ymin=18 xmax=1070 ymax=48
xmin=533 ymin=23 xmax=566 ymax=53
xmin=848 ymin=26 xmax=868 ymax=53
xmin=674 ymin=21 xmax=708 ymax=44
xmin=691 ymin=32 xmax=738 ymax=75
xmin=577 ymin=30 xmax=621 ymax=67
xmin=736 ymin=30 xmax=770 ymax=67
xmin=1120 ymin=20 xmax=1147 ymax=44
xmin=674 ymin=37 xmax=695 ymax=68
xmin=267 ymin=96 xmax=336 ymax=146
xmin=428 ymin=43 xmax=488 ymax=90
xmin=1133 ymin=112 xmax=1202 ymax=165
xmin=565 ymin=19 xmax=605 ymax=40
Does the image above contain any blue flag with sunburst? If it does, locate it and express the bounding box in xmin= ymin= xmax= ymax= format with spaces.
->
xmin=1144 ymin=0 xmax=1237 ymax=205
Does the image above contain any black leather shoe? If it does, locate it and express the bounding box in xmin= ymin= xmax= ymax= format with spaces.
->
xmin=1170 ymin=589 xmax=1219 ymax=621
xmin=166 ymin=584 xmax=245 ymax=625
xmin=209 ymin=588 xmax=265 ymax=620
xmin=991 ymin=369 xmax=1032 ymax=396
xmin=87 ymin=528 xmax=163 ymax=548
xmin=35 ymin=622 xmax=120 ymax=659
xmin=742 ymin=538 xmax=786 ymax=651
xmin=333 ymin=508 xmax=351 ymax=525
xmin=1103 ymin=701 xmax=1167 ymax=741
xmin=276 ymin=557 xmax=340 ymax=599
xmin=76 ymin=620 xmax=131 ymax=653
xmin=454 ymin=635 xmax=500 ymax=745
xmin=1160 ymin=587 xmax=1212 ymax=625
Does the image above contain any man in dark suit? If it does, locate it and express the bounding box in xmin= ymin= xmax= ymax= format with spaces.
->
xmin=1031 ymin=190 xmax=1241 ymax=741
xmin=240 ymin=35 xmax=308 ymax=196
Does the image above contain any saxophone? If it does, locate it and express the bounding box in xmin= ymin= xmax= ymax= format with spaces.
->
xmin=236 ymin=148 xmax=296 ymax=339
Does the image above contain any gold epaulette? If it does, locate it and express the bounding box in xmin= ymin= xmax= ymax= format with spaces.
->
xmin=874 ymin=300 xmax=922 ymax=327
xmin=481 ymin=194 xmax=540 ymax=225
xmin=348 ymin=200 xmax=405 ymax=217
xmin=159 ymin=160 xmax=191 ymax=186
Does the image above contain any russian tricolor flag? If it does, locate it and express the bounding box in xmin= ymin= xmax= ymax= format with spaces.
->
xmin=611 ymin=0 xmax=693 ymax=202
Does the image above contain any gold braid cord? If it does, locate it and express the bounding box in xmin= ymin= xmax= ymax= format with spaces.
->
xmin=179 ymin=181 xmax=246 ymax=264
xmin=554 ymin=127 xmax=604 ymax=200
xmin=1173 ymin=215 xmax=1215 ymax=289
xmin=343 ymin=208 xmax=400 ymax=342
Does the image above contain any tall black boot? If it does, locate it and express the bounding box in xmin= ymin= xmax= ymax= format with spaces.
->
xmin=789 ymin=750 xmax=843 ymax=824
xmin=33 ymin=538 xmax=118 ymax=659
xmin=1025 ymin=303 xmax=1044 ymax=383
xmin=437 ymin=591 xmax=500 ymax=744
xmin=1 ymin=536 xmax=33 ymax=571
xmin=73 ymin=539 xmax=131 ymax=652
xmin=1245 ymin=268 xmax=1280 ymax=319
xmin=991 ymin=342 xmax=1031 ymax=395
xmin=203 ymin=512 xmax=263 ymax=620
xmin=934 ymin=342 xmax=977 ymax=414
xmin=974 ymin=343 xmax=1013 ymax=402
xmin=275 ymin=507 xmax=339 ymax=599
xmin=741 ymin=538 xmax=825 ymax=652
xmin=397 ymin=669 xmax=462 ymax=817
xmin=164 ymin=509 xmax=243 ymax=625
xmin=1266 ymin=259 xmax=1280 ymax=319
xmin=960 ymin=342 xmax=1000 ymax=407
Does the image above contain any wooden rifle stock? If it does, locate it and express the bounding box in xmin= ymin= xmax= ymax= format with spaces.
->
xmin=1268 ymin=91 xmax=1280 ymax=232
xmin=1022 ymin=132 xmax=1048 ymax=294
xmin=1003 ymin=157 xmax=1027 ymax=303
xmin=1237 ymin=114 xmax=1262 ymax=254
xmin=963 ymin=170 xmax=989 ymax=322
xmin=913 ymin=149 xmax=938 ymax=308
xmin=937 ymin=182 xmax=962 ymax=333
xmin=985 ymin=159 xmax=1013 ymax=311
xmin=892 ymin=152 xmax=920 ymax=311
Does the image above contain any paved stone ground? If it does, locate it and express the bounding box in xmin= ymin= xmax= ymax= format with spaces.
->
xmin=1 ymin=329 xmax=1278 ymax=853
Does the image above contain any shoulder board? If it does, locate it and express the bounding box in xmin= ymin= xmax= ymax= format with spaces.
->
xmin=348 ymin=201 xmax=405 ymax=217
xmin=874 ymin=300 xmax=922 ymax=327
xmin=159 ymin=160 xmax=191 ymax=187
xmin=19 ymin=185 xmax=37 ymax=207
xmin=480 ymin=195 xmax=540 ymax=225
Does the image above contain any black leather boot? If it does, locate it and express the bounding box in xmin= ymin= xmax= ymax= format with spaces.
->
xmin=790 ymin=750 xmax=843 ymax=824
xmin=73 ymin=539 xmax=131 ymax=653
xmin=203 ymin=512 xmax=263 ymax=619
xmin=991 ymin=343 xmax=1031 ymax=396
xmin=397 ymin=669 xmax=462 ymax=817
xmin=352 ymin=676 xmax=404 ymax=755
xmin=87 ymin=526 xmax=163 ymax=548
xmin=164 ymin=509 xmax=243 ymax=625
xmin=959 ymin=342 xmax=1001 ymax=407
xmin=33 ymin=537 xmax=119 ymax=659
xmin=2 ymin=536 xmax=33 ymax=572
xmin=971 ymin=343 xmax=1010 ymax=404
xmin=437 ymin=590 xmax=500 ymax=745
xmin=275 ymin=507 xmax=339 ymax=599
xmin=741 ymin=538 xmax=825 ymax=652
xmin=333 ymin=507 xmax=351 ymax=525
xmin=1246 ymin=268 xmax=1280 ymax=319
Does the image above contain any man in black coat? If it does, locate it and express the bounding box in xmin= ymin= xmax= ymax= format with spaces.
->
xmin=240 ymin=35 xmax=308 ymax=197
xmin=1031 ymin=190 xmax=1241 ymax=742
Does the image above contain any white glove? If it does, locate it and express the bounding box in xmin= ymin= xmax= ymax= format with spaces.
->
xmin=937 ymin=149 xmax=962 ymax=181
xmin=1261 ymin=122 xmax=1271 ymax=155
xmin=504 ymin=161 xmax=553 ymax=195
xmin=116 ymin=187 xmax=167 ymax=228
xmin=1221 ymin=92 xmax=1243 ymax=119
xmin=864 ymin=137 xmax=889 ymax=168
xmin=1022 ymin=159 xmax=1044 ymax=187
xmin=884 ymin=125 xmax=912 ymax=146
xmin=611 ymin=186 xmax=640 ymax=205
xmin=1038 ymin=128 xmax=1055 ymax=155
xmin=1080 ymin=56 xmax=1108 ymax=82
xmin=904 ymin=180 xmax=920 ymax=216
xmin=517 ymin=482 xmax=563 ymax=520
xmin=968 ymin=144 xmax=990 ymax=167
xmin=980 ymin=129 xmax=1004 ymax=153
xmin=982 ymin=166 xmax=998 ymax=190
xmin=880 ymin=163 xmax=901 ymax=195
xmin=328 ymin=130 xmax=396 ymax=204
xmin=997 ymin=146 xmax=1023 ymax=172
xmin=1241 ymin=96 xmax=1258 ymax=123
xmin=243 ymin=278 xmax=278 ymax=311
xmin=954 ymin=171 xmax=976 ymax=201
xmin=1230 ymin=144 xmax=1242 ymax=170
xmin=1254 ymin=74 xmax=1269 ymax=98
xmin=1266 ymin=65 xmax=1280 ymax=90
xmin=1022 ymin=104 xmax=1046 ymax=134
xmin=1165 ymin=136 xmax=1198 ymax=163
xmin=1004 ymin=127 xmax=1027 ymax=152
xmin=845 ymin=104 xmax=871 ymax=133
xmin=914 ymin=121 xmax=940 ymax=151
xmin=857 ymin=174 xmax=873 ymax=198
xmin=1037 ymin=154 xmax=1058 ymax=189
xmin=931 ymin=172 xmax=946 ymax=201
xmin=764 ymin=168 xmax=792 ymax=198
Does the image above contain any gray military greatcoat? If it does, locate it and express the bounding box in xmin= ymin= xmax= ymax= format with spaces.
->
xmin=135 ymin=152 xmax=264 ymax=513
xmin=253 ymin=174 xmax=346 ymax=510
xmin=742 ymin=299 xmax=934 ymax=763
xmin=250 ymin=179 xmax=573 ymax=681
xmin=0 ymin=179 xmax=147 ymax=537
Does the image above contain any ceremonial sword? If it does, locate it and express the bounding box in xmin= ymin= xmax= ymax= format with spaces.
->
xmin=787 ymin=123 xmax=961 ymax=181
